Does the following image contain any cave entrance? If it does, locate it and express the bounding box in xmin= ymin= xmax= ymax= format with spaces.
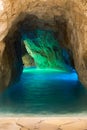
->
xmin=0 ymin=13 xmax=85 ymax=116
xmin=3 ymin=13 xmax=76 ymax=88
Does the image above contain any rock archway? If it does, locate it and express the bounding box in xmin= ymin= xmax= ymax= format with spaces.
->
xmin=0 ymin=0 xmax=87 ymax=91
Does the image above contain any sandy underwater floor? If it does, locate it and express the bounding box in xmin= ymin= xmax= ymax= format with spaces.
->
xmin=0 ymin=117 xmax=87 ymax=130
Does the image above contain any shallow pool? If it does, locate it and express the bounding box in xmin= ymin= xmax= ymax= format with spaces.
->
xmin=0 ymin=67 xmax=86 ymax=116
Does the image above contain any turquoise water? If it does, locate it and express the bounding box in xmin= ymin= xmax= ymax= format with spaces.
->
xmin=0 ymin=67 xmax=86 ymax=116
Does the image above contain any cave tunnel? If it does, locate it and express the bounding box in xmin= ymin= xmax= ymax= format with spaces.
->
xmin=0 ymin=12 xmax=86 ymax=116
xmin=4 ymin=13 xmax=75 ymax=76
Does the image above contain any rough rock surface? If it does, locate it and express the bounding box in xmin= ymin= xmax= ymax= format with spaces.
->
xmin=0 ymin=0 xmax=87 ymax=89
xmin=22 ymin=43 xmax=35 ymax=67
xmin=22 ymin=54 xmax=35 ymax=67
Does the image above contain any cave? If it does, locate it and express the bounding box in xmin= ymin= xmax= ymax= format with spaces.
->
xmin=1 ymin=13 xmax=76 ymax=90
xmin=0 ymin=11 xmax=86 ymax=115
xmin=0 ymin=0 xmax=87 ymax=116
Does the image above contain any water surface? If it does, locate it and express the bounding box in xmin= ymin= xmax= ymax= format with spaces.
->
xmin=0 ymin=67 xmax=86 ymax=116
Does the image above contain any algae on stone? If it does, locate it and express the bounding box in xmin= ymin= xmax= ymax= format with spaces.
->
xmin=21 ymin=29 xmax=70 ymax=72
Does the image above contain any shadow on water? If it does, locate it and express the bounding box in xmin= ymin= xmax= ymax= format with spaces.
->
xmin=0 ymin=68 xmax=87 ymax=115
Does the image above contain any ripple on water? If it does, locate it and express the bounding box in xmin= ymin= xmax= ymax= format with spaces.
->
xmin=0 ymin=67 xmax=86 ymax=116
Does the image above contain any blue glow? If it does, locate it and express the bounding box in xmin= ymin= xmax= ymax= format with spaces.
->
xmin=21 ymin=29 xmax=72 ymax=72
xmin=0 ymin=67 xmax=85 ymax=116
xmin=23 ymin=67 xmax=78 ymax=81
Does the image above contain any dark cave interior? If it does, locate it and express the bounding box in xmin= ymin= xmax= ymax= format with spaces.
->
xmin=2 ymin=13 xmax=75 ymax=89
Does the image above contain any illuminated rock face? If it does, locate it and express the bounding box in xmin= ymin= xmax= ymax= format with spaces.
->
xmin=22 ymin=29 xmax=70 ymax=71
xmin=0 ymin=0 xmax=87 ymax=89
